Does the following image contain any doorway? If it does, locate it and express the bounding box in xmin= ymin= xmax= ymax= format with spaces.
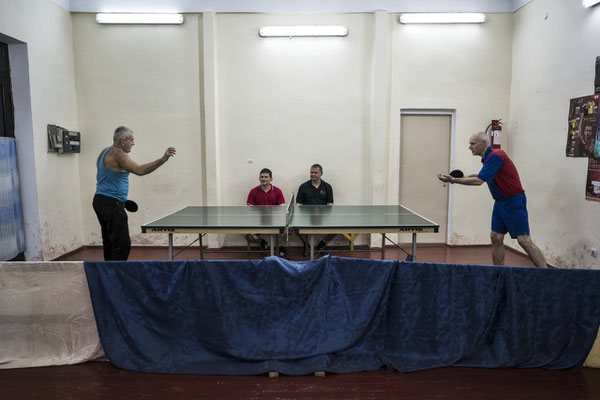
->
xmin=0 ymin=42 xmax=15 ymax=137
xmin=399 ymin=111 xmax=454 ymax=244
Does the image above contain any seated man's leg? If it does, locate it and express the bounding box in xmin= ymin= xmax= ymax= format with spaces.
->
xmin=298 ymin=234 xmax=323 ymax=256
xmin=245 ymin=234 xmax=268 ymax=250
xmin=278 ymin=233 xmax=288 ymax=258
xmin=245 ymin=234 xmax=260 ymax=244
xmin=316 ymin=234 xmax=336 ymax=250
xmin=297 ymin=234 xmax=310 ymax=256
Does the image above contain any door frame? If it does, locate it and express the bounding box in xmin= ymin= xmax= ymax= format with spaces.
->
xmin=1 ymin=34 xmax=42 ymax=260
xmin=400 ymin=109 xmax=456 ymax=244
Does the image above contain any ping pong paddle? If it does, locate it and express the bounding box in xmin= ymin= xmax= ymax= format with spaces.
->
xmin=449 ymin=169 xmax=464 ymax=178
xmin=124 ymin=200 xmax=138 ymax=213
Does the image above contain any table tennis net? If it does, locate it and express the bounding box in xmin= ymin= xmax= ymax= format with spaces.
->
xmin=286 ymin=193 xmax=295 ymax=226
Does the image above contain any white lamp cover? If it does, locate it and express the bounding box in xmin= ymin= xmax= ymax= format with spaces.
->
xmin=96 ymin=13 xmax=184 ymax=24
xmin=399 ymin=13 xmax=486 ymax=24
xmin=259 ymin=25 xmax=348 ymax=37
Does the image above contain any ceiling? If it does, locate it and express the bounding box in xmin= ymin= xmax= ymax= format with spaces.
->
xmin=51 ymin=0 xmax=533 ymax=13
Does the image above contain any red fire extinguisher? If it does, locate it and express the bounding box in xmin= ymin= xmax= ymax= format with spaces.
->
xmin=490 ymin=119 xmax=502 ymax=149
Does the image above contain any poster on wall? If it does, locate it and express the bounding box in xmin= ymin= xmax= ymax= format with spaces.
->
xmin=596 ymin=117 xmax=600 ymax=158
xmin=566 ymin=94 xmax=599 ymax=157
xmin=595 ymin=56 xmax=600 ymax=94
xmin=586 ymin=158 xmax=600 ymax=202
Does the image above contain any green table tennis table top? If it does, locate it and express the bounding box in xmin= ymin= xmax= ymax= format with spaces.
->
xmin=141 ymin=205 xmax=439 ymax=234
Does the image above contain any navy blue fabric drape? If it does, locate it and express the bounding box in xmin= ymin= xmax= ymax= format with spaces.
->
xmin=84 ymin=257 xmax=600 ymax=375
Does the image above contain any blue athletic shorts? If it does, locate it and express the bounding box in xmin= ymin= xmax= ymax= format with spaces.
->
xmin=491 ymin=192 xmax=530 ymax=238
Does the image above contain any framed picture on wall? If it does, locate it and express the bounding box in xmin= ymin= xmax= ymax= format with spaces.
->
xmin=585 ymin=157 xmax=600 ymax=202
xmin=566 ymin=94 xmax=599 ymax=157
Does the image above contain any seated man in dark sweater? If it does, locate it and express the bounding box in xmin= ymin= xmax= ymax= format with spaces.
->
xmin=296 ymin=164 xmax=335 ymax=254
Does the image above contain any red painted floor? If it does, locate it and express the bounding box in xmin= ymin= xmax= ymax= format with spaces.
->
xmin=55 ymin=243 xmax=537 ymax=267
xmin=1 ymin=361 xmax=599 ymax=400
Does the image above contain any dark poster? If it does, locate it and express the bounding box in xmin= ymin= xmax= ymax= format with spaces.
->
xmin=566 ymin=94 xmax=599 ymax=157
xmin=586 ymin=157 xmax=600 ymax=202
xmin=595 ymin=56 xmax=600 ymax=94
xmin=596 ymin=116 xmax=600 ymax=158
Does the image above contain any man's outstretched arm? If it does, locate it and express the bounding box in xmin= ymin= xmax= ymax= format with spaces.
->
xmin=116 ymin=147 xmax=176 ymax=176
xmin=437 ymin=173 xmax=484 ymax=186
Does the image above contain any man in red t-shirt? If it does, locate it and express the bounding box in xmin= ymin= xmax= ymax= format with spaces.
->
xmin=246 ymin=168 xmax=285 ymax=206
xmin=246 ymin=168 xmax=286 ymax=256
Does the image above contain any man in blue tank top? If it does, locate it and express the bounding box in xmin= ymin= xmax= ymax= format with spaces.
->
xmin=437 ymin=131 xmax=546 ymax=267
xmin=93 ymin=126 xmax=176 ymax=260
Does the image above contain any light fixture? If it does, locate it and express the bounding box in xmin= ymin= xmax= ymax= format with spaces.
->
xmin=95 ymin=13 xmax=184 ymax=25
xmin=259 ymin=25 xmax=348 ymax=37
xmin=583 ymin=0 xmax=600 ymax=7
xmin=398 ymin=13 xmax=486 ymax=24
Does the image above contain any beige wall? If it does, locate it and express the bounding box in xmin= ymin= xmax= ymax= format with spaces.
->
xmin=209 ymin=12 xmax=514 ymax=248
xmin=389 ymin=13 xmax=514 ymax=246
xmin=207 ymin=13 xmax=377 ymax=247
xmin=0 ymin=0 xmax=82 ymax=260
xmin=510 ymin=0 xmax=600 ymax=268
xmin=72 ymin=13 xmax=204 ymax=247
xmin=215 ymin=13 xmax=373 ymax=209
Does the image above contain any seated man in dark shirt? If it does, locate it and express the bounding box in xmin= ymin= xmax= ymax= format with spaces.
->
xmin=296 ymin=164 xmax=335 ymax=254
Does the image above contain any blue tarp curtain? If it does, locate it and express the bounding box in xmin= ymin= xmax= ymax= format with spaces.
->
xmin=84 ymin=257 xmax=600 ymax=375
xmin=0 ymin=137 xmax=25 ymax=261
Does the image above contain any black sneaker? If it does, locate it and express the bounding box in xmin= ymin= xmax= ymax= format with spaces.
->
xmin=260 ymin=239 xmax=268 ymax=251
xmin=278 ymin=246 xmax=288 ymax=258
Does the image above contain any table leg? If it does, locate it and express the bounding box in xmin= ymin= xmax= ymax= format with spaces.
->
xmin=310 ymin=235 xmax=315 ymax=260
xmin=411 ymin=232 xmax=417 ymax=261
xmin=270 ymin=235 xmax=275 ymax=257
xmin=381 ymin=233 xmax=385 ymax=260
xmin=168 ymin=233 xmax=173 ymax=260
xmin=199 ymin=234 xmax=204 ymax=260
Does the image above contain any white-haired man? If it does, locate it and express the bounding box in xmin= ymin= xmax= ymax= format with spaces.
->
xmin=93 ymin=126 xmax=176 ymax=260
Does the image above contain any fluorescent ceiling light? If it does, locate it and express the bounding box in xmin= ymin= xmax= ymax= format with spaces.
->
xmin=259 ymin=25 xmax=348 ymax=37
xmin=95 ymin=13 xmax=184 ymax=24
xmin=583 ymin=0 xmax=600 ymax=7
xmin=399 ymin=13 xmax=486 ymax=24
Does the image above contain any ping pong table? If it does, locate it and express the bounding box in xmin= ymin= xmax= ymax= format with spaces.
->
xmin=142 ymin=204 xmax=439 ymax=261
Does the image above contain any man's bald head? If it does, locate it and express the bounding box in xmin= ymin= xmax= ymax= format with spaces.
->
xmin=469 ymin=131 xmax=490 ymax=157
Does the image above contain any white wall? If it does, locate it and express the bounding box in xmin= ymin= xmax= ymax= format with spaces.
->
xmin=76 ymin=11 xmax=509 ymax=249
xmin=510 ymin=0 xmax=600 ymax=269
xmin=0 ymin=0 xmax=83 ymax=260
xmin=215 ymin=13 xmax=372 ymax=205
xmin=72 ymin=13 xmax=204 ymax=247
xmin=211 ymin=13 xmax=374 ymax=246
xmin=211 ymin=12 xmax=516 ymax=248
